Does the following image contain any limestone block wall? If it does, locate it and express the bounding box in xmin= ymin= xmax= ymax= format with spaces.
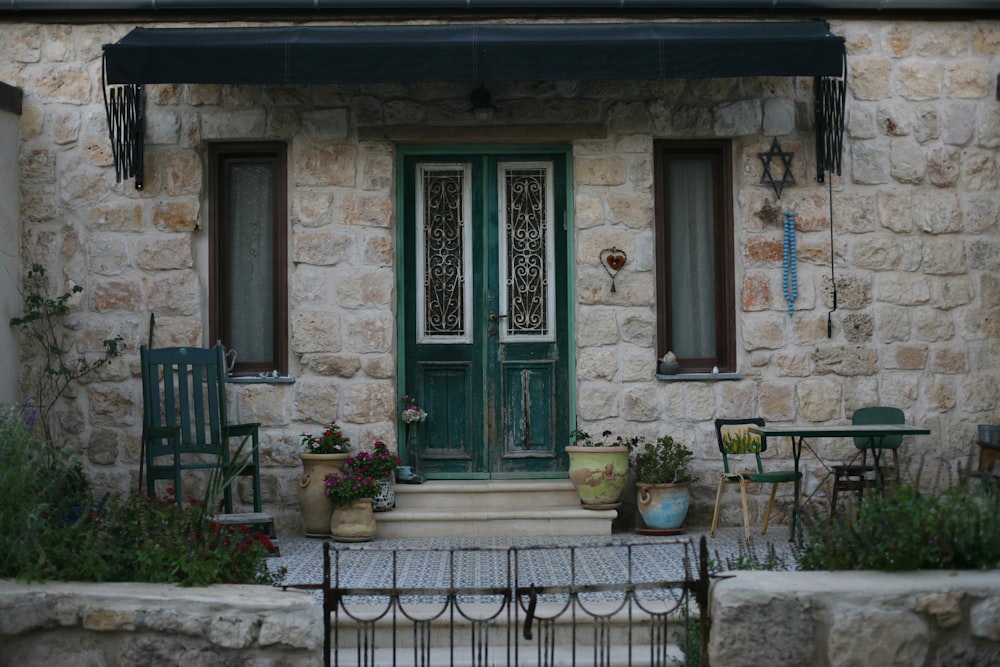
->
xmin=0 ymin=17 xmax=997 ymax=531
xmin=0 ymin=580 xmax=323 ymax=667
xmin=710 ymin=570 xmax=1000 ymax=666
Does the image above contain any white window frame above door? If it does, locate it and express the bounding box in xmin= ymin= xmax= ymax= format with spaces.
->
xmin=415 ymin=162 xmax=474 ymax=345
xmin=497 ymin=160 xmax=557 ymax=344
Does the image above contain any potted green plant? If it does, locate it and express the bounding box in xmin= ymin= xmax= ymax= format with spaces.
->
xmin=297 ymin=420 xmax=353 ymax=537
xmin=632 ymin=435 xmax=696 ymax=532
xmin=324 ymin=469 xmax=381 ymax=542
xmin=566 ymin=428 xmax=641 ymax=508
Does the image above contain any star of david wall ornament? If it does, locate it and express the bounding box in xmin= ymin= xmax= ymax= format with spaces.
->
xmin=600 ymin=247 xmax=627 ymax=293
xmin=759 ymin=138 xmax=795 ymax=199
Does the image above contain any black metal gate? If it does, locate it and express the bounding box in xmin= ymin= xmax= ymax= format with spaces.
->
xmin=287 ymin=536 xmax=710 ymax=667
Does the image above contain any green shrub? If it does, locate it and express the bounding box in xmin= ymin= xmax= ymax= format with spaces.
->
xmin=799 ymin=481 xmax=1000 ymax=571
xmin=9 ymin=264 xmax=123 ymax=442
xmin=0 ymin=403 xmax=281 ymax=586
xmin=39 ymin=493 xmax=282 ymax=586
xmin=0 ymin=402 xmax=90 ymax=578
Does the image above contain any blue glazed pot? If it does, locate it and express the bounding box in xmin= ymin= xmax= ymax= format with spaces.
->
xmin=636 ymin=482 xmax=691 ymax=530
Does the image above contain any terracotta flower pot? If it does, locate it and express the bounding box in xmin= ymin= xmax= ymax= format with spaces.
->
xmin=297 ymin=452 xmax=350 ymax=537
xmin=566 ymin=445 xmax=630 ymax=508
xmin=330 ymin=498 xmax=376 ymax=542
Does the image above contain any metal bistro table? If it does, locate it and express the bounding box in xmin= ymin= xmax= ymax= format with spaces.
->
xmin=748 ymin=423 xmax=931 ymax=543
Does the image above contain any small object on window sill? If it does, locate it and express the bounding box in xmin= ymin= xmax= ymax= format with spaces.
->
xmin=657 ymin=371 xmax=743 ymax=381
xmin=712 ymin=366 xmax=719 ymax=374
xmin=658 ymin=351 xmax=680 ymax=375
xmin=226 ymin=374 xmax=295 ymax=385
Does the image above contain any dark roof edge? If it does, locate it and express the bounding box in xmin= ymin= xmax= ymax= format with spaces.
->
xmin=2 ymin=0 xmax=999 ymax=12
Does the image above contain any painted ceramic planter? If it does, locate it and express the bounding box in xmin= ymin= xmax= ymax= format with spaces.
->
xmin=372 ymin=476 xmax=395 ymax=512
xmin=297 ymin=452 xmax=350 ymax=537
xmin=566 ymin=445 xmax=630 ymax=508
xmin=636 ymin=482 xmax=691 ymax=530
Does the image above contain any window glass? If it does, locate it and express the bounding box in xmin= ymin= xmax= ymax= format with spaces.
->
xmin=210 ymin=144 xmax=287 ymax=376
xmin=655 ymin=141 xmax=734 ymax=373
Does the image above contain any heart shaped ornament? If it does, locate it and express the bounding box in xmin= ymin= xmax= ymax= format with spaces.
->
xmin=600 ymin=247 xmax=628 ymax=293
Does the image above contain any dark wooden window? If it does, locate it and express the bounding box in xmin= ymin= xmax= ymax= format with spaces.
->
xmin=209 ymin=143 xmax=288 ymax=376
xmin=654 ymin=140 xmax=735 ymax=373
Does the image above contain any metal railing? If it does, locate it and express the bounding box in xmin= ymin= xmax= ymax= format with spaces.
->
xmin=287 ymin=536 xmax=710 ymax=667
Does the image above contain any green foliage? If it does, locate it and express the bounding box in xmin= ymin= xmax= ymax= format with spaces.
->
xmin=569 ymin=428 xmax=644 ymax=449
xmin=324 ymin=469 xmax=382 ymax=508
xmin=799 ymin=482 xmax=1000 ymax=571
xmin=9 ymin=264 xmax=123 ymax=441
xmin=0 ymin=403 xmax=89 ymax=577
xmin=0 ymin=404 xmax=281 ymax=586
xmin=673 ymin=615 xmax=702 ymax=667
xmin=19 ymin=492 xmax=282 ymax=586
xmin=633 ymin=435 xmax=696 ymax=484
xmin=301 ymin=419 xmax=352 ymax=454
xmin=348 ymin=440 xmax=401 ymax=479
xmin=707 ymin=542 xmax=793 ymax=575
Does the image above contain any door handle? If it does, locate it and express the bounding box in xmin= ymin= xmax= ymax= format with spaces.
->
xmin=489 ymin=313 xmax=509 ymax=322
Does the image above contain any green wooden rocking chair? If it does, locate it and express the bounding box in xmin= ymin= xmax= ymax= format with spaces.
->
xmin=140 ymin=344 xmax=270 ymax=530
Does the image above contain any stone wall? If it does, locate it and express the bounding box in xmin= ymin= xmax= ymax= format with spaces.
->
xmin=710 ymin=570 xmax=1000 ymax=666
xmin=5 ymin=569 xmax=999 ymax=667
xmin=0 ymin=17 xmax=997 ymax=532
xmin=0 ymin=580 xmax=322 ymax=666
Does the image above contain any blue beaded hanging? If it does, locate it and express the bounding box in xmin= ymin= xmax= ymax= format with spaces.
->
xmin=782 ymin=210 xmax=798 ymax=316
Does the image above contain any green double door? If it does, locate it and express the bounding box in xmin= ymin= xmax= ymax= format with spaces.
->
xmin=400 ymin=149 xmax=571 ymax=478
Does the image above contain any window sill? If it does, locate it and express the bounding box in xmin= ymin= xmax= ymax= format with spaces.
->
xmin=226 ymin=375 xmax=296 ymax=385
xmin=656 ymin=372 xmax=743 ymax=381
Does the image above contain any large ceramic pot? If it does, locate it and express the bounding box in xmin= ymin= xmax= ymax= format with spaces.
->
xmin=297 ymin=452 xmax=350 ymax=537
xmin=636 ymin=482 xmax=691 ymax=530
xmin=330 ymin=498 xmax=377 ymax=542
xmin=566 ymin=445 xmax=630 ymax=508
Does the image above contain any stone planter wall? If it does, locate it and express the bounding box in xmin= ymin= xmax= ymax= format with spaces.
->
xmin=709 ymin=570 xmax=1000 ymax=666
xmin=0 ymin=580 xmax=322 ymax=667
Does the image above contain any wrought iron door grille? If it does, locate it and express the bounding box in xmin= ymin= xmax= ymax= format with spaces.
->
xmin=287 ymin=537 xmax=710 ymax=667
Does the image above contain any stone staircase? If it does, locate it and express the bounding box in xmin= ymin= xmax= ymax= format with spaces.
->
xmin=375 ymin=478 xmax=617 ymax=538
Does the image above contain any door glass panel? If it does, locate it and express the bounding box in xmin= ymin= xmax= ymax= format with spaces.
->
xmin=417 ymin=164 xmax=473 ymax=344
xmin=498 ymin=162 xmax=555 ymax=343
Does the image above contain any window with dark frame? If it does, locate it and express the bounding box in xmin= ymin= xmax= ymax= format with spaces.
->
xmin=209 ymin=143 xmax=288 ymax=377
xmin=654 ymin=140 xmax=736 ymax=373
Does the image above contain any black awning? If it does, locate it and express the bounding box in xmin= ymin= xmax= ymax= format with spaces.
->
xmin=102 ymin=21 xmax=845 ymax=85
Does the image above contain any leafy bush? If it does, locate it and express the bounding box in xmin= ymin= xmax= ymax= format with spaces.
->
xmin=799 ymin=481 xmax=1000 ymax=571
xmin=0 ymin=402 xmax=89 ymax=577
xmin=9 ymin=264 xmax=122 ymax=442
xmin=0 ymin=404 xmax=281 ymax=586
xmin=633 ymin=435 xmax=696 ymax=484
xmin=34 ymin=493 xmax=282 ymax=586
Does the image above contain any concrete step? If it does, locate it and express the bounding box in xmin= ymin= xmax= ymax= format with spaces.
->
xmin=376 ymin=479 xmax=616 ymax=538
xmin=334 ymin=643 xmax=685 ymax=666
xmin=393 ymin=479 xmax=581 ymax=511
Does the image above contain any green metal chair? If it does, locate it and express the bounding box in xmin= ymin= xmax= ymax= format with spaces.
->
xmin=711 ymin=418 xmax=801 ymax=544
xmin=852 ymin=406 xmax=905 ymax=485
xmin=140 ymin=344 xmax=265 ymax=517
